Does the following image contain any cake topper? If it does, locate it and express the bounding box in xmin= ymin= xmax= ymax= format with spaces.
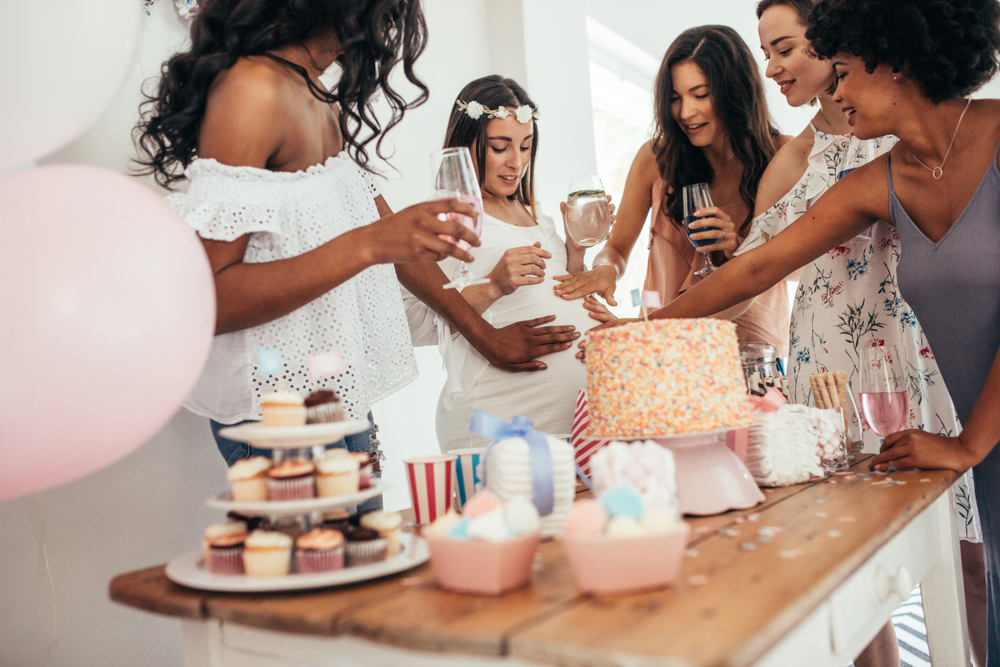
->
xmin=306 ymin=351 xmax=346 ymax=380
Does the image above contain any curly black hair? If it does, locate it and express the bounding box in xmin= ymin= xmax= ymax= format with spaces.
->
xmin=134 ymin=0 xmax=428 ymax=189
xmin=807 ymin=0 xmax=1000 ymax=103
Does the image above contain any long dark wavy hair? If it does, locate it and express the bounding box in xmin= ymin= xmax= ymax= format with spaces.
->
xmin=134 ymin=0 xmax=428 ymax=189
xmin=653 ymin=25 xmax=780 ymax=234
xmin=443 ymin=76 xmax=539 ymax=218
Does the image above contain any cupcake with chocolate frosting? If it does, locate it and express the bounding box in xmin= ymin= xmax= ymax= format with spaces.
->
xmin=345 ymin=527 xmax=387 ymax=566
xmin=203 ymin=521 xmax=248 ymax=574
xmin=304 ymin=390 xmax=344 ymax=424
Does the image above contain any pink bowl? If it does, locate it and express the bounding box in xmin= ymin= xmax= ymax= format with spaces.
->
xmin=424 ymin=532 xmax=540 ymax=596
xmin=561 ymin=523 xmax=691 ymax=595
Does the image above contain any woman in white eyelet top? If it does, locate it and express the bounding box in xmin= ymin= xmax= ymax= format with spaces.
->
xmin=168 ymin=156 xmax=418 ymax=423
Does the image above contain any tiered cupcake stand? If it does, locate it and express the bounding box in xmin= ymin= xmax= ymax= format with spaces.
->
xmin=165 ymin=420 xmax=429 ymax=593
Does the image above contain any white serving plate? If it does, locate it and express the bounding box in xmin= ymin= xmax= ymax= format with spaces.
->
xmin=218 ymin=420 xmax=371 ymax=449
xmin=165 ymin=533 xmax=428 ymax=593
xmin=206 ymin=484 xmax=383 ymax=517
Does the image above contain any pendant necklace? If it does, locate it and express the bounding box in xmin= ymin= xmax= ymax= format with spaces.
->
xmin=910 ymin=97 xmax=972 ymax=180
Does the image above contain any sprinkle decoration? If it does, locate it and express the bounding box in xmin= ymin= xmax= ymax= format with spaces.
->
xmin=584 ymin=319 xmax=753 ymax=437
xmin=780 ymin=548 xmax=805 ymax=559
xmin=687 ymin=574 xmax=711 ymax=586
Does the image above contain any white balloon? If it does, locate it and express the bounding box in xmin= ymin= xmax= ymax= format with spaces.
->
xmin=0 ymin=0 xmax=141 ymax=172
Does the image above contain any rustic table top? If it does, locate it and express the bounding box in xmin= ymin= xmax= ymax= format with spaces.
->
xmin=110 ymin=458 xmax=959 ymax=666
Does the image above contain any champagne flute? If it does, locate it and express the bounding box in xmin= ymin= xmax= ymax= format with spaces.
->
xmin=565 ymin=175 xmax=611 ymax=247
xmin=431 ymin=147 xmax=489 ymax=290
xmin=837 ymin=137 xmax=875 ymax=242
xmin=682 ymin=183 xmax=721 ymax=277
xmin=859 ymin=344 xmax=909 ymax=438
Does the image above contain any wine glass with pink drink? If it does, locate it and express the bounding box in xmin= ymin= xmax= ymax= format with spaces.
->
xmin=859 ymin=344 xmax=909 ymax=438
xmin=430 ymin=147 xmax=489 ymax=290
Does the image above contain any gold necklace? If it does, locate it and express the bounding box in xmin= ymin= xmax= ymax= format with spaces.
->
xmin=910 ymin=98 xmax=972 ymax=180
xmin=818 ymin=107 xmax=836 ymax=133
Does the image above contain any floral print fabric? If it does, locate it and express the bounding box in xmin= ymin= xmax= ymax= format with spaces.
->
xmin=737 ymin=126 xmax=980 ymax=541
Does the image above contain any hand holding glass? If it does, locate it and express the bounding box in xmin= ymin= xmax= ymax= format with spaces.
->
xmin=682 ymin=183 xmax=720 ymax=277
xmin=564 ymin=175 xmax=611 ymax=247
xmin=431 ymin=147 xmax=489 ymax=290
xmin=860 ymin=344 xmax=909 ymax=437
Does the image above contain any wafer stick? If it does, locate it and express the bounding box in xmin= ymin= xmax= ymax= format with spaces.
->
xmin=834 ymin=371 xmax=849 ymax=431
xmin=811 ymin=374 xmax=834 ymax=408
xmin=823 ymin=373 xmax=840 ymax=408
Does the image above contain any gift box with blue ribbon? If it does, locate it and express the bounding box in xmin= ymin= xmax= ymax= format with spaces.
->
xmin=470 ymin=410 xmax=576 ymax=537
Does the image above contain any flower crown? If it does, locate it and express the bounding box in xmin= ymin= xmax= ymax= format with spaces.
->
xmin=456 ymin=100 xmax=539 ymax=124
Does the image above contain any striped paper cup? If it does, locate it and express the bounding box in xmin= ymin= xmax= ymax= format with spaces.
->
xmin=404 ymin=455 xmax=457 ymax=525
xmin=450 ymin=447 xmax=486 ymax=511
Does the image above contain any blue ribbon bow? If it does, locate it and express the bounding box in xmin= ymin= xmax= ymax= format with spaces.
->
xmin=469 ymin=410 xmax=555 ymax=516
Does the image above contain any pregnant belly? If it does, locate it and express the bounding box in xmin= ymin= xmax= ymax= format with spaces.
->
xmin=490 ymin=281 xmax=596 ymax=375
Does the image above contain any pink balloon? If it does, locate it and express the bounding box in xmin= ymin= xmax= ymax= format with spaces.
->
xmin=0 ymin=165 xmax=215 ymax=500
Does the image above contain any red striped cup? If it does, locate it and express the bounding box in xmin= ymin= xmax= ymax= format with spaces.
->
xmin=404 ymin=454 xmax=457 ymax=525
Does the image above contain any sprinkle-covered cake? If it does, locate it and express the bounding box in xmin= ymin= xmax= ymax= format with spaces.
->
xmin=585 ymin=319 xmax=753 ymax=437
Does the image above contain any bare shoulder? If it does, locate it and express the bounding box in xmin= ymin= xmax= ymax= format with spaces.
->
xmin=199 ymin=57 xmax=288 ymax=166
xmin=774 ymin=133 xmax=795 ymax=150
xmin=627 ymin=140 xmax=660 ymax=188
xmin=752 ymin=126 xmax=814 ymax=216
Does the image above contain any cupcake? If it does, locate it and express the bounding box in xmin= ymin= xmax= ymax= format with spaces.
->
xmin=353 ymin=452 xmax=375 ymax=489
xmin=344 ymin=527 xmax=387 ymax=566
xmin=227 ymin=456 xmax=272 ymax=502
xmin=260 ymin=391 xmax=306 ymax=427
xmin=242 ymin=530 xmax=293 ymax=576
xmin=203 ymin=522 xmax=248 ymax=575
xmin=320 ymin=509 xmax=352 ymax=534
xmin=315 ymin=456 xmax=360 ymax=497
xmin=266 ymin=459 xmax=316 ymax=501
xmin=295 ymin=528 xmax=345 ymax=573
xmin=360 ymin=511 xmax=403 ymax=555
xmin=304 ymin=389 xmax=344 ymax=424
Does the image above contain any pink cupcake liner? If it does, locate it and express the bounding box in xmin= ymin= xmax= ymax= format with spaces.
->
xmin=345 ymin=538 xmax=388 ymax=567
xmin=262 ymin=405 xmax=306 ymax=427
xmin=267 ymin=475 xmax=316 ymax=501
xmin=295 ymin=547 xmax=345 ymax=573
xmin=208 ymin=546 xmax=245 ymax=575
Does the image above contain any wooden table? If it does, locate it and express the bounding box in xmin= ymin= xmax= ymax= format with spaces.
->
xmin=111 ymin=458 xmax=972 ymax=667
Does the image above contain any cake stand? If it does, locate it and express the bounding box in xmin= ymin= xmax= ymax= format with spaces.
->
xmin=650 ymin=428 xmax=763 ymax=516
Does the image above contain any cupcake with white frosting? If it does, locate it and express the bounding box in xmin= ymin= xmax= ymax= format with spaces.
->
xmin=260 ymin=391 xmax=306 ymax=427
xmin=315 ymin=455 xmax=360 ymax=497
xmin=227 ymin=456 xmax=272 ymax=502
xmin=242 ymin=530 xmax=293 ymax=576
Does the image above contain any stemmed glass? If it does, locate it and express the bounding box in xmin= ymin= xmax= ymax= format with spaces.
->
xmin=431 ymin=147 xmax=489 ymax=290
xmin=859 ymin=344 xmax=909 ymax=438
xmin=565 ymin=175 xmax=611 ymax=247
xmin=682 ymin=183 xmax=721 ymax=277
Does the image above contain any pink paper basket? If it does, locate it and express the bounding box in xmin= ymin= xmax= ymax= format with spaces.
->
xmin=424 ymin=532 xmax=540 ymax=596
xmin=561 ymin=523 xmax=691 ymax=595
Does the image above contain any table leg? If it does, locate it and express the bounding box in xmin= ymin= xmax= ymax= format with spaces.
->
xmin=182 ymin=619 xmax=224 ymax=667
xmin=922 ymin=489 xmax=972 ymax=667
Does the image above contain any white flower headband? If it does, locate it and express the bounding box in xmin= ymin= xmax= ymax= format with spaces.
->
xmin=456 ymin=100 xmax=539 ymax=124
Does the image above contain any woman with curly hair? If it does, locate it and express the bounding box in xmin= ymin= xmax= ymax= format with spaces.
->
xmin=134 ymin=0 xmax=580 ymax=466
xmin=631 ymin=0 xmax=1000 ymax=660
xmin=552 ymin=25 xmax=791 ymax=361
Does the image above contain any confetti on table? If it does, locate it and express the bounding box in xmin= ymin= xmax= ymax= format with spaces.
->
xmin=687 ymin=574 xmax=711 ymax=586
xmin=833 ymin=471 xmax=853 ymax=476
xmin=815 ymin=512 xmax=828 ymax=518
xmin=873 ymin=470 xmax=887 ymax=475
xmin=815 ymin=499 xmax=826 ymax=504
xmin=695 ymin=526 xmax=712 ymax=534
xmin=734 ymin=517 xmax=745 ymax=524
xmin=780 ymin=548 xmax=805 ymax=559
xmin=720 ymin=528 xmax=740 ymax=538
xmin=685 ymin=549 xmax=700 ymax=558
xmin=747 ymin=513 xmax=761 ymax=522
xmin=759 ymin=526 xmax=775 ymax=538
xmin=740 ymin=542 xmax=757 ymax=551
xmin=920 ymin=478 xmax=931 ymax=483
xmin=828 ymin=480 xmax=838 ymax=484
xmin=871 ymin=481 xmax=893 ymax=487
xmin=828 ymin=530 xmax=842 ymax=538
xmin=894 ymin=480 xmax=907 ymax=485
xmin=837 ymin=516 xmax=856 ymax=523
xmin=758 ymin=536 xmax=772 ymax=543
xmin=765 ymin=489 xmax=775 ymax=493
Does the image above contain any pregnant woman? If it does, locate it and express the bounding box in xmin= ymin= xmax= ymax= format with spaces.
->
xmin=404 ymin=76 xmax=613 ymax=451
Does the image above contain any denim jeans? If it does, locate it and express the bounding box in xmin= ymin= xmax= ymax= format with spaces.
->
xmin=210 ymin=411 xmax=383 ymax=512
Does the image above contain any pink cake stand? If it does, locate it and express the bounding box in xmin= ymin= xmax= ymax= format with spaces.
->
xmin=649 ymin=428 xmax=764 ymax=516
